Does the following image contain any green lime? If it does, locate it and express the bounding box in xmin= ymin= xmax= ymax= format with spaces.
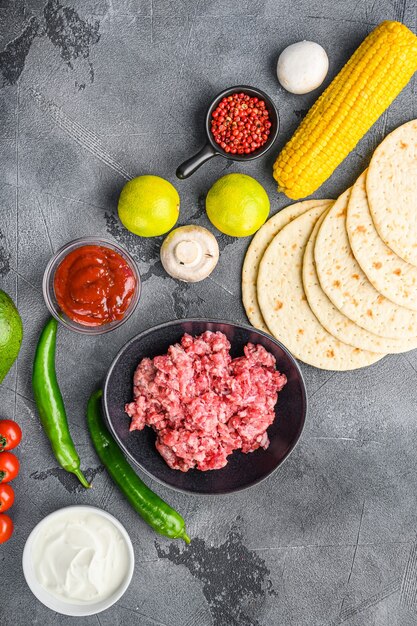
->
xmin=0 ymin=289 xmax=23 ymax=383
xmin=206 ymin=173 xmax=270 ymax=237
xmin=118 ymin=175 xmax=180 ymax=237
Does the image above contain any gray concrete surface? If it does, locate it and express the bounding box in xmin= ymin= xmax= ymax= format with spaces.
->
xmin=1 ymin=1 xmax=417 ymax=624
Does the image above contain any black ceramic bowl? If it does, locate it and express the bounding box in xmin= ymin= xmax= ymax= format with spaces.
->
xmin=103 ymin=319 xmax=307 ymax=495
xmin=176 ymin=85 xmax=280 ymax=179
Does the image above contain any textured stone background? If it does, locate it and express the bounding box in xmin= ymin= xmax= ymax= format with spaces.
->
xmin=1 ymin=1 xmax=417 ymax=625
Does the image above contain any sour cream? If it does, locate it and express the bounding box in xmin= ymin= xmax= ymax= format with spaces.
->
xmin=31 ymin=508 xmax=131 ymax=604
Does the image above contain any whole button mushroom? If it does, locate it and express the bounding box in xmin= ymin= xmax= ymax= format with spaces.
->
xmin=277 ymin=41 xmax=329 ymax=95
xmin=160 ymin=225 xmax=219 ymax=282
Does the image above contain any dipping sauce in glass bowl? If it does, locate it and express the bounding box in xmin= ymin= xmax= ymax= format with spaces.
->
xmin=43 ymin=237 xmax=141 ymax=335
xmin=54 ymin=245 xmax=136 ymax=326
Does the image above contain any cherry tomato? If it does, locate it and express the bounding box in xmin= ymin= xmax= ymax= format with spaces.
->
xmin=0 ymin=420 xmax=22 ymax=451
xmin=0 ymin=483 xmax=14 ymax=512
xmin=0 ymin=452 xmax=20 ymax=482
xmin=0 ymin=513 xmax=13 ymax=543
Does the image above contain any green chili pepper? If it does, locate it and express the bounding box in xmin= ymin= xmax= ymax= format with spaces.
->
xmin=32 ymin=317 xmax=90 ymax=489
xmin=87 ymin=390 xmax=190 ymax=543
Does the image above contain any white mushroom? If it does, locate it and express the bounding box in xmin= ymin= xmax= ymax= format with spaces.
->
xmin=277 ymin=41 xmax=329 ymax=95
xmin=160 ymin=225 xmax=219 ymax=282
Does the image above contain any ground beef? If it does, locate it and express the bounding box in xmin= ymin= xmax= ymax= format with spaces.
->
xmin=125 ymin=331 xmax=287 ymax=472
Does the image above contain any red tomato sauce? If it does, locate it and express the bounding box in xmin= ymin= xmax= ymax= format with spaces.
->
xmin=54 ymin=245 xmax=136 ymax=327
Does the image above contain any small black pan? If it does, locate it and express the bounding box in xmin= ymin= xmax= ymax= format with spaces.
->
xmin=176 ymin=85 xmax=280 ymax=179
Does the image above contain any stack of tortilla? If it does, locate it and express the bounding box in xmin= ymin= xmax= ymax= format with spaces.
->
xmin=242 ymin=119 xmax=417 ymax=370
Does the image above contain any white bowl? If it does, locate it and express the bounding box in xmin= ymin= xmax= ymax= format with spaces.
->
xmin=22 ymin=505 xmax=135 ymax=616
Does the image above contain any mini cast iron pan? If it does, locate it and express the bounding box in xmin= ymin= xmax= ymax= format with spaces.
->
xmin=176 ymin=85 xmax=280 ymax=179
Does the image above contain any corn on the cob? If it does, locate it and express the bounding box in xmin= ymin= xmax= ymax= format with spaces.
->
xmin=273 ymin=21 xmax=417 ymax=200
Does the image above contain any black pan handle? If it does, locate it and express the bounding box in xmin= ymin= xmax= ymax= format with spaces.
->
xmin=176 ymin=143 xmax=219 ymax=179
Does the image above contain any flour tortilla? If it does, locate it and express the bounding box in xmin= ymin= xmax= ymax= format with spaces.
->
xmin=315 ymin=189 xmax=417 ymax=339
xmin=242 ymin=199 xmax=332 ymax=332
xmin=257 ymin=205 xmax=384 ymax=370
xmin=367 ymin=119 xmax=417 ymax=267
xmin=304 ymin=211 xmax=417 ymax=353
xmin=347 ymin=170 xmax=417 ymax=311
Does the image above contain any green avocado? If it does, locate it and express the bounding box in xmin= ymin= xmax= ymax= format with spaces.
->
xmin=0 ymin=289 xmax=23 ymax=384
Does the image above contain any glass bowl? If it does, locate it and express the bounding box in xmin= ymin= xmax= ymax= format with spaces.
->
xmin=42 ymin=237 xmax=141 ymax=335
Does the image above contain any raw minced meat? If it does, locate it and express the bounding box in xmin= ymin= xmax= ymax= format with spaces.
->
xmin=125 ymin=331 xmax=287 ymax=472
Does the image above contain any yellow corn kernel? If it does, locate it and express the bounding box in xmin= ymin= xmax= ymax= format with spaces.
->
xmin=273 ymin=21 xmax=417 ymax=199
